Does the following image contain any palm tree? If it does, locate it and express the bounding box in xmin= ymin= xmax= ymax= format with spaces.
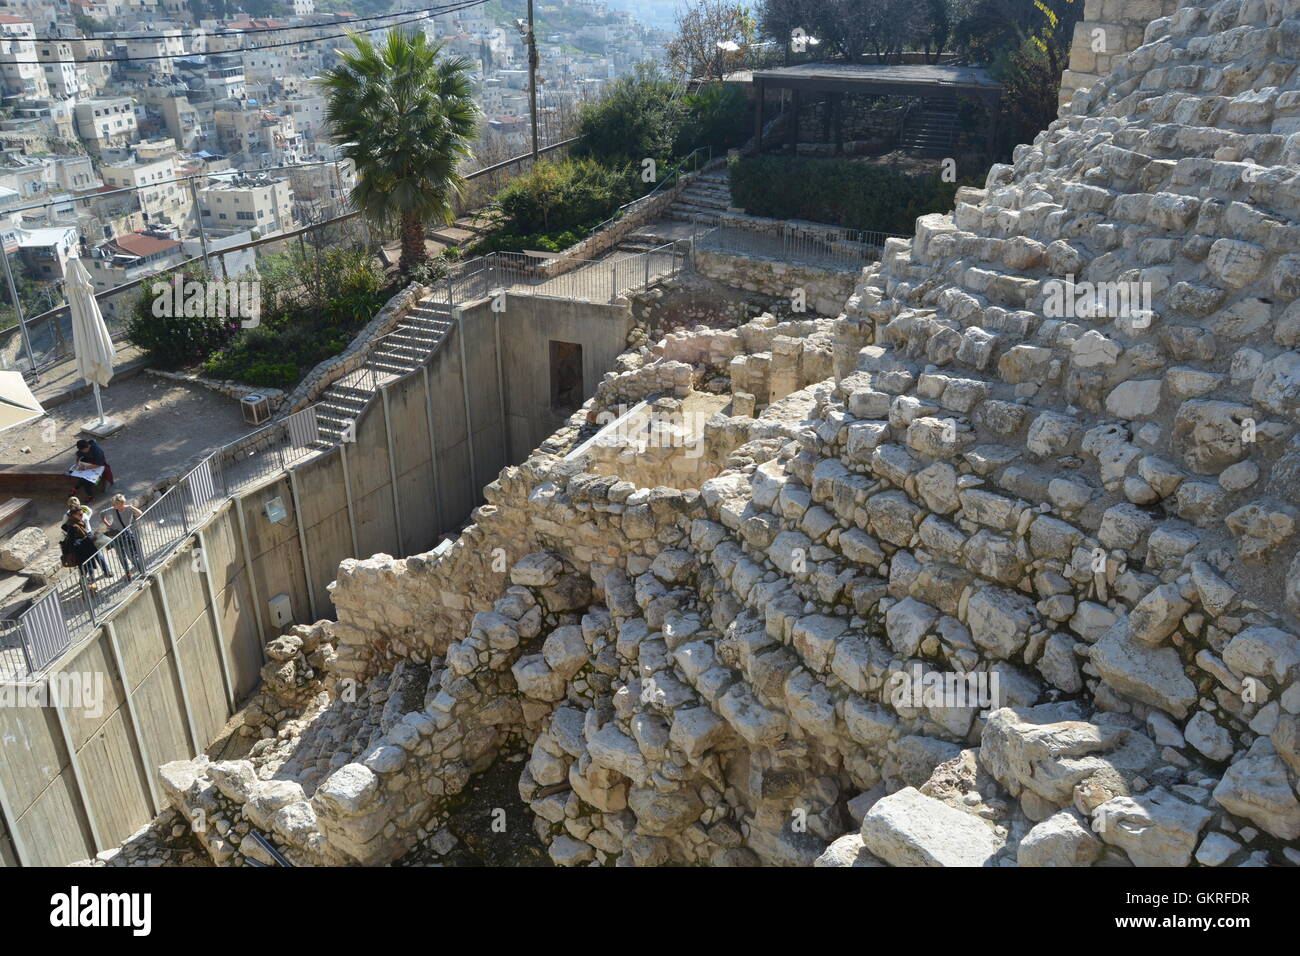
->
xmin=318 ymin=30 xmax=478 ymax=275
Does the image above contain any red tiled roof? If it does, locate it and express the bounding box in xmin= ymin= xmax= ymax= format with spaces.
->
xmin=112 ymin=232 xmax=179 ymax=257
xmin=0 ymin=14 xmax=33 ymax=24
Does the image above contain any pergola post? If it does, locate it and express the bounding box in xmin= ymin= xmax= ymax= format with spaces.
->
xmin=790 ymin=88 xmax=801 ymax=152
xmin=833 ymin=92 xmax=843 ymax=155
xmin=754 ymin=79 xmax=765 ymax=154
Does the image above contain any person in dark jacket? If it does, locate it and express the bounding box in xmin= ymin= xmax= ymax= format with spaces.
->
xmin=69 ymin=438 xmax=111 ymax=501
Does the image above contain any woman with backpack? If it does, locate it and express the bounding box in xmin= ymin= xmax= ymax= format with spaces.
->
xmin=61 ymin=518 xmax=109 ymax=590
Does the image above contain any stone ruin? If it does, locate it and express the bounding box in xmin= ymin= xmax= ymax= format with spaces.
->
xmin=151 ymin=0 xmax=1300 ymax=867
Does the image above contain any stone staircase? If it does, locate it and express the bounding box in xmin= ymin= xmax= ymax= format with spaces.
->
xmin=312 ymin=298 xmax=455 ymax=446
xmin=665 ymin=170 xmax=733 ymax=225
xmin=897 ymin=98 xmax=960 ymax=157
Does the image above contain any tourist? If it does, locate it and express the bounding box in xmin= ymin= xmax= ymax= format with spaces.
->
xmin=69 ymin=438 xmax=112 ymax=502
xmin=102 ymin=494 xmax=145 ymax=580
xmin=65 ymin=496 xmax=93 ymax=531
xmin=60 ymin=518 xmax=108 ymax=587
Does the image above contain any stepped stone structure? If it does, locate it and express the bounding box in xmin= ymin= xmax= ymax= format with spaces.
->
xmin=153 ymin=0 xmax=1300 ymax=867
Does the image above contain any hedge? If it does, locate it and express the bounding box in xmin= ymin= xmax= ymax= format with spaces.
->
xmin=728 ymin=156 xmax=968 ymax=234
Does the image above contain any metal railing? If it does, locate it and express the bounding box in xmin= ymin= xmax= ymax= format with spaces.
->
xmin=692 ymin=222 xmax=908 ymax=269
xmin=587 ymin=147 xmax=714 ymax=237
xmin=0 ymin=405 xmax=321 ymax=683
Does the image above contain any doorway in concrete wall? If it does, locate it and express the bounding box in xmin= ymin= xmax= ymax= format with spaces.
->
xmin=549 ymin=340 xmax=583 ymax=413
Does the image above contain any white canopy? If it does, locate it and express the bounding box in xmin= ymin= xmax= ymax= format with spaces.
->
xmin=0 ymin=369 xmax=43 ymax=431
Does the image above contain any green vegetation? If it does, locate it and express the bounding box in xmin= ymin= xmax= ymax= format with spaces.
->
xmin=475 ymin=68 xmax=748 ymax=253
xmin=318 ymin=30 xmax=478 ymax=275
xmin=126 ymin=245 xmax=395 ymax=389
xmin=202 ymin=246 xmax=390 ymax=388
xmin=728 ymin=155 xmax=973 ymax=233
xmin=476 ymin=157 xmax=639 ymax=254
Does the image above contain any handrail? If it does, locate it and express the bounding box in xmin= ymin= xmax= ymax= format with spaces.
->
xmin=587 ymin=146 xmax=713 ymax=237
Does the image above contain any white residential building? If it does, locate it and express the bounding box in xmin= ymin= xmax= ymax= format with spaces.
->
xmin=74 ymin=96 xmax=139 ymax=154
xmin=100 ymin=148 xmax=192 ymax=230
xmin=0 ymin=15 xmax=49 ymax=99
xmin=198 ymin=172 xmax=293 ymax=237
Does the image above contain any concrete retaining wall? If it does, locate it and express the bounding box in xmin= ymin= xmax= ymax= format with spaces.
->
xmin=0 ymin=290 xmax=634 ymax=865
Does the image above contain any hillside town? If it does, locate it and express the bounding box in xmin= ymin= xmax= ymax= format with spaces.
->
xmin=0 ymin=0 xmax=667 ymax=325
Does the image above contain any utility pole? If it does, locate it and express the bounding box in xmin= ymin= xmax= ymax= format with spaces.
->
xmin=526 ymin=0 xmax=540 ymax=161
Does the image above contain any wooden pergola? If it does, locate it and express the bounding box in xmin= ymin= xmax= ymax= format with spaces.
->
xmin=740 ymin=62 xmax=1005 ymax=156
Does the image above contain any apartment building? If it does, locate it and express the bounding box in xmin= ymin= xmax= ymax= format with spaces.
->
xmin=16 ymin=224 xmax=78 ymax=280
xmin=100 ymin=147 xmax=192 ymax=230
xmin=0 ymin=15 xmax=49 ymax=99
xmin=122 ymin=30 xmax=187 ymax=77
xmin=36 ymin=39 xmax=82 ymax=98
xmin=67 ymin=37 xmax=114 ymax=94
xmin=198 ymin=172 xmax=293 ymax=238
xmin=87 ymin=228 xmax=185 ymax=321
xmin=74 ymin=96 xmax=140 ymax=154
xmin=205 ymin=51 xmax=246 ymax=101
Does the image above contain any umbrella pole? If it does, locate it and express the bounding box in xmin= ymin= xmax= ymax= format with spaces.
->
xmin=93 ymin=381 xmax=105 ymax=426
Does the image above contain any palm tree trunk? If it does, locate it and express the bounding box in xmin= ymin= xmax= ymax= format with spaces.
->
xmin=399 ymin=211 xmax=428 ymax=274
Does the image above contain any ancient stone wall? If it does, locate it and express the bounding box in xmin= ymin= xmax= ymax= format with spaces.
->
xmin=156 ymin=0 xmax=1300 ymax=867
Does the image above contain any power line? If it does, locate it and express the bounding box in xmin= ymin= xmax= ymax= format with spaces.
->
xmin=22 ymin=2 xmax=476 ymax=44
xmin=2 ymin=0 xmax=489 ymax=65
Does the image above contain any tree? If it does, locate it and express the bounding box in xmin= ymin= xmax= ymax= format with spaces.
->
xmin=667 ymin=0 xmax=756 ymax=80
xmin=317 ymin=30 xmax=478 ymax=274
xmin=572 ymin=64 xmax=685 ymax=168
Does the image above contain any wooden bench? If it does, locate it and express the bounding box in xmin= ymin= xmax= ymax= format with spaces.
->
xmin=0 ymin=463 xmax=81 ymax=498
xmin=0 ymin=498 xmax=32 ymax=538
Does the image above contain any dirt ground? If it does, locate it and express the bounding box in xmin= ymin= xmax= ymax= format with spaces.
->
xmin=0 ymin=374 xmax=257 ymax=615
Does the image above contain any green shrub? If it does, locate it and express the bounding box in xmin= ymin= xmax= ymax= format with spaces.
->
xmin=125 ymin=269 xmax=237 ymax=369
xmin=728 ymin=156 xmax=970 ymax=233
xmin=487 ymin=157 xmax=637 ymax=251
xmin=200 ymin=246 xmax=393 ymax=388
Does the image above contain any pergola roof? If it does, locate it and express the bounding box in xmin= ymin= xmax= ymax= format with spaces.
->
xmin=743 ymin=62 xmax=1004 ymax=104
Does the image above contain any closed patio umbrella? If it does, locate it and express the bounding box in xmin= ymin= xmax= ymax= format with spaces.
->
xmin=64 ymin=255 xmax=122 ymax=436
xmin=0 ymin=369 xmax=43 ymax=430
